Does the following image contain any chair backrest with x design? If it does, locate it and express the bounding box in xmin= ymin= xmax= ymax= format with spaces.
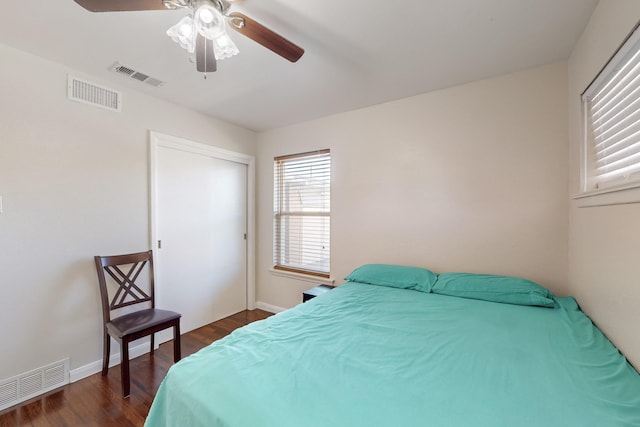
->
xmin=94 ymin=250 xmax=156 ymax=324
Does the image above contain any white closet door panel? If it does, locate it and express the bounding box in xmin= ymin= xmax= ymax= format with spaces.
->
xmin=156 ymin=145 xmax=247 ymax=334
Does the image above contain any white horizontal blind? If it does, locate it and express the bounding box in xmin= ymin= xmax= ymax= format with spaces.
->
xmin=274 ymin=150 xmax=330 ymax=277
xmin=583 ymin=24 xmax=640 ymax=190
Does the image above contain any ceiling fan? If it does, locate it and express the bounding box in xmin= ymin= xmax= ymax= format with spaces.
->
xmin=72 ymin=0 xmax=304 ymax=74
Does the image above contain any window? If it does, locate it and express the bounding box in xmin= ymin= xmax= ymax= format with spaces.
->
xmin=582 ymin=22 xmax=640 ymax=193
xmin=274 ymin=150 xmax=331 ymax=277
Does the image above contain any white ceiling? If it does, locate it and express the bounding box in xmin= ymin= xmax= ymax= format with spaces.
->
xmin=0 ymin=0 xmax=598 ymax=131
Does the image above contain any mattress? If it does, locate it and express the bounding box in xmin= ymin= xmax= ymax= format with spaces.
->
xmin=145 ymin=281 xmax=640 ymax=426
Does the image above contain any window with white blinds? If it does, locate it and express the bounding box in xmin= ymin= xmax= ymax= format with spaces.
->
xmin=583 ymin=22 xmax=640 ymax=191
xmin=273 ymin=149 xmax=330 ymax=277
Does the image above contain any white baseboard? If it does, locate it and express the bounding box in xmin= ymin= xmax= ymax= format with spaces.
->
xmin=255 ymin=301 xmax=288 ymax=314
xmin=69 ymin=341 xmax=151 ymax=383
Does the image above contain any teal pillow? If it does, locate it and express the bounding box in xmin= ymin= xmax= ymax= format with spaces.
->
xmin=345 ymin=264 xmax=438 ymax=293
xmin=432 ymin=273 xmax=555 ymax=307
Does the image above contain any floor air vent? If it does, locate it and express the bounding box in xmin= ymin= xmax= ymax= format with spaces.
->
xmin=0 ymin=359 xmax=69 ymax=412
xmin=68 ymin=75 xmax=122 ymax=112
xmin=110 ymin=62 xmax=165 ymax=87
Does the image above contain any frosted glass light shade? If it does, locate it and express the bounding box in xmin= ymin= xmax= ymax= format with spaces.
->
xmin=167 ymin=16 xmax=196 ymax=53
xmin=194 ymin=4 xmax=226 ymax=40
xmin=213 ymin=33 xmax=239 ymax=60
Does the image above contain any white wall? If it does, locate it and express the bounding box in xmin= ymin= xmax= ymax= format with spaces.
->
xmin=257 ymin=62 xmax=569 ymax=309
xmin=0 ymin=44 xmax=256 ymax=380
xmin=568 ymin=0 xmax=640 ymax=369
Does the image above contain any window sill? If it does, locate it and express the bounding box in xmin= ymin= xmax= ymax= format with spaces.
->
xmin=269 ymin=268 xmax=336 ymax=286
xmin=573 ymin=182 xmax=640 ymax=207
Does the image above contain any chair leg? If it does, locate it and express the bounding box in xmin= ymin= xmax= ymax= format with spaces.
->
xmin=102 ymin=329 xmax=110 ymax=376
xmin=121 ymin=339 xmax=130 ymax=398
xmin=150 ymin=333 xmax=154 ymax=355
xmin=173 ymin=322 xmax=181 ymax=363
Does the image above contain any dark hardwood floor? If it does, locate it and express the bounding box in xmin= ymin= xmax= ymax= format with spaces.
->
xmin=0 ymin=309 xmax=273 ymax=427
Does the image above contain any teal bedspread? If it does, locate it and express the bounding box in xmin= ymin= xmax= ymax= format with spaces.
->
xmin=145 ymin=282 xmax=640 ymax=426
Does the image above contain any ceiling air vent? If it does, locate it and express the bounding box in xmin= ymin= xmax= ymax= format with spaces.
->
xmin=68 ymin=75 xmax=122 ymax=112
xmin=109 ymin=62 xmax=165 ymax=88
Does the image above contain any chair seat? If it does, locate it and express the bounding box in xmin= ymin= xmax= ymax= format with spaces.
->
xmin=107 ymin=308 xmax=181 ymax=338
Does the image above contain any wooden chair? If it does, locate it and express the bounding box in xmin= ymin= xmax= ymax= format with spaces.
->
xmin=94 ymin=250 xmax=181 ymax=398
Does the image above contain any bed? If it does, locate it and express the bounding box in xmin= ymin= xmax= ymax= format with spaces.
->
xmin=145 ymin=265 xmax=640 ymax=427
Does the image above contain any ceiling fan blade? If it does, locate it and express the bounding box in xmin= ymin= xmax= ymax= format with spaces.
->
xmin=196 ymin=34 xmax=217 ymax=73
xmin=227 ymin=12 xmax=304 ymax=63
xmin=72 ymin=0 xmax=169 ymax=12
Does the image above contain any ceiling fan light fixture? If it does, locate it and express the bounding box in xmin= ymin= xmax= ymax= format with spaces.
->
xmin=213 ymin=33 xmax=239 ymax=60
xmin=167 ymin=16 xmax=196 ymax=53
xmin=168 ymin=3 xmax=239 ymax=63
xmin=198 ymin=8 xmax=214 ymax=24
xmin=194 ymin=4 xmax=226 ymax=40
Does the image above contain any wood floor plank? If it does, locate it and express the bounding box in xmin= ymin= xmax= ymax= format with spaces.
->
xmin=0 ymin=309 xmax=273 ymax=427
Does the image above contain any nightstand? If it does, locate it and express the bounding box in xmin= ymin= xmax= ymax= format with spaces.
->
xmin=302 ymin=285 xmax=335 ymax=302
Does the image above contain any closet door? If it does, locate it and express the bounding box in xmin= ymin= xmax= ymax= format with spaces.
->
xmin=154 ymin=140 xmax=248 ymax=336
